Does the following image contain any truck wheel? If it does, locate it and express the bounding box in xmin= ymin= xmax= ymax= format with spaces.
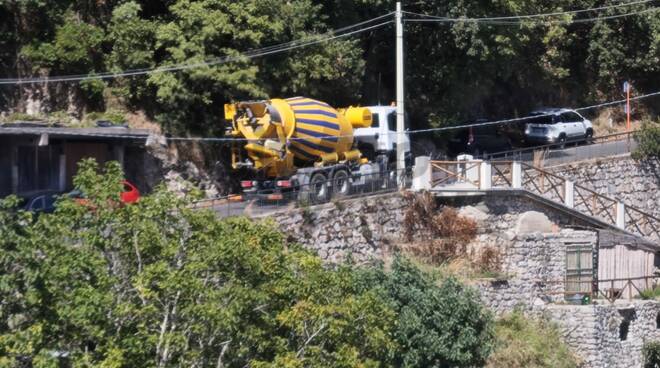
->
xmin=309 ymin=172 xmax=329 ymax=203
xmin=332 ymin=170 xmax=351 ymax=199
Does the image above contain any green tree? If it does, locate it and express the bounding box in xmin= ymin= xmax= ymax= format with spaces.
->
xmin=0 ymin=159 xmax=499 ymax=366
xmin=147 ymin=0 xmax=366 ymax=132
xmin=0 ymin=159 xmax=397 ymax=367
xmin=356 ymin=257 xmax=495 ymax=368
xmin=633 ymin=121 xmax=660 ymax=159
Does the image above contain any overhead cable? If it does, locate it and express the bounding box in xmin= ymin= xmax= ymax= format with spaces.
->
xmin=0 ymin=15 xmax=394 ymax=85
xmin=404 ymin=0 xmax=656 ymax=21
xmin=405 ymin=4 xmax=659 ymax=25
xmin=3 ymin=91 xmax=657 ymax=142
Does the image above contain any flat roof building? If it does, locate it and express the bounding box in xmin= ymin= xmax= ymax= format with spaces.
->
xmin=0 ymin=122 xmax=150 ymax=197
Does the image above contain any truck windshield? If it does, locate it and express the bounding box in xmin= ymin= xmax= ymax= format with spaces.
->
xmin=372 ymin=113 xmax=380 ymax=128
xmin=388 ymin=112 xmax=396 ymax=131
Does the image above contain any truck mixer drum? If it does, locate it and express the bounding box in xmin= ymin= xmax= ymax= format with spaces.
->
xmin=225 ymin=96 xmax=409 ymax=202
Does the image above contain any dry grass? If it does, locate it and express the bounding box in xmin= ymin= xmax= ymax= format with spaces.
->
xmin=402 ymin=191 xmax=477 ymax=242
xmin=125 ymin=110 xmax=161 ymax=133
xmin=399 ymin=192 xmax=500 ymax=275
xmin=590 ymin=106 xmax=651 ymax=136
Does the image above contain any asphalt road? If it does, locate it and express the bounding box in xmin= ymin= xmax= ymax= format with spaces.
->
xmin=210 ymin=199 xmax=291 ymax=218
xmin=489 ymin=138 xmax=638 ymax=166
xmin=207 ymin=137 xmax=636 ymax=218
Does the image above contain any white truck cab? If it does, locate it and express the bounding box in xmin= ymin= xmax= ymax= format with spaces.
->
xmin=353 ymin=105 xmax=411 ymax=162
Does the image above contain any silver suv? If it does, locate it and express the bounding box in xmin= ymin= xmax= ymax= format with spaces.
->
xmin=523 ymin=108 xmax=593 ymax=147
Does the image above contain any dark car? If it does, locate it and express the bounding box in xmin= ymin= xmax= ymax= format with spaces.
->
xmin=19 ymin=190 xmax=62 ymax=214
xmin=448 ymin=122 xmax=514 ymax=157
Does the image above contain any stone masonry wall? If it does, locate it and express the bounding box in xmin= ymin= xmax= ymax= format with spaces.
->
xmin=543 ymin=301 xmax=660 ymax=368
xmin=548 ymin=154 xmax=660 ymax=219
xmin=268 ymin=192 xmax=594 ymax=265
xmin=265 ymin=191 xmax=657 ymax=367
xmin=271 ymin=193 xmax=408 ymax=264
xmin=475 ymin=229 xmax=597 ymax=316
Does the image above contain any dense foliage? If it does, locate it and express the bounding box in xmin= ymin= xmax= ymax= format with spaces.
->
xmin=486 ymin=311 xmax=579 ymax=368
xmin=633 ymin=121 xmax=660 ymax=159
xmin=0 ymin=0 xmax=658 ymax=132
xmin=643 ymin=341 xmax=660 ymax=368
xmin=0 ymin=159 xmax=494 ymax=367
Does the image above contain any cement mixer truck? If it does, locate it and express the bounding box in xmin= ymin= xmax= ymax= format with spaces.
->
xmin=224 ymin=96 xmax=410 ymax=202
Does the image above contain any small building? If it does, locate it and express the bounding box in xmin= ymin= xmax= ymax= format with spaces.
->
xmin=0 ymin=123 xmax=150 ymax=197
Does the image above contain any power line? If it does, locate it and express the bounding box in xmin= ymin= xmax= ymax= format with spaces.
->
xmin=3 ymin=90 xmax=657 ymax=142
xmin=0 ymin=15 xmax=394 ymax=85
xmin=405 ymin=8 xmax=659 ymax=25
xmin=404 ymin=0 xmax=658 ymax=23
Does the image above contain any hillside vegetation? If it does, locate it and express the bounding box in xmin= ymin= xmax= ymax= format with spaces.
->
xmin=0 ymin=159 xmax=495 ymax=367
xmin=0 ymin=0 xmax=658 ymax=133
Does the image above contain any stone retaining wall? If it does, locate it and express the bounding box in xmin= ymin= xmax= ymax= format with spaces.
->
xmin=548 ymin=155 xmax=660 ymax=219
xmin=543 ymin=301 xmax=660 ymax=368
xmin=475 ymin=229 xmax=597 ymax=315
xmin=270 ymin=192 xmax=594 ymax=265
xmin=265 ymin=191 xmax=657 ymax=368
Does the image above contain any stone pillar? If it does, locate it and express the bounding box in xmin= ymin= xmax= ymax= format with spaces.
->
xmin=412 ymin=156 xmax=431 ymax=191
xmin=616 ymin=202 xmax=626 ymax=229
xmin=512 ymin=161 xmax=522 ymax=189
xmin=564 ymin=180 xmax=574 ymax=208
xmin=479 ymin=161 xmax=491 ymax=190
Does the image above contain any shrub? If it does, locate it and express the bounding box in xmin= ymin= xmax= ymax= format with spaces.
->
xmin=639 ymin=286 xmax=660 ymax=300
xmin=0 ymin=160 xmax=497 ymax=367
xmin=633 ymin=121 xmax=660 ymax=159
xmin=487 ymin=312 xmax=579 ymax=368
xmin=643 ymin=341 xmax=660 ymax=368
xmin=356 ymin=256 xmax=495 ymax=367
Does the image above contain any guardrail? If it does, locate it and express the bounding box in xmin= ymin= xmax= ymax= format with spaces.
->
xmin=479 ymin=131 xmax=638 ymax=166
xmin=430 ymin=160 xmax=660 ymax=241
xmin=191 ymin=169 xmax=412 ymax=218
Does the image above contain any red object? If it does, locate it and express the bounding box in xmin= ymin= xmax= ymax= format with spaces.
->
xmin=120 ymin=180 xmax=140 ymax=203
xmin=240 ymin=180 xmax=254 ymax=188
xmin=276 ymin=180 xmax=292 ymax=188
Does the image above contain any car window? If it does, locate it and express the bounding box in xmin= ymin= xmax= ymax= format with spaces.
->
xmin=527 ymin=114 xmax=555 ymax=125
xmin=387 ymin=111 xmax=396 ymax=131
xmin=560 ymin=112 xmax=582 ymax=122
xmin=371 ymin=113 xmax=380 ymax=128
xmin=44 ymin=195 xmax=57 ymax=208
xmin=29 ymin=196 xmax=45 ymax=211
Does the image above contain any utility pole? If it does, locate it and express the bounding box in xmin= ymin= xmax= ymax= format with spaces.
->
xmin=395 ymin=1 xmax=406 ymax=186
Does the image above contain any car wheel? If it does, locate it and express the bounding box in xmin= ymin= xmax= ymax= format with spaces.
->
xmin=557 ymin=134 xmax=567 ymax=149
xmin=585 ymin=129 xmax=594 ymax=144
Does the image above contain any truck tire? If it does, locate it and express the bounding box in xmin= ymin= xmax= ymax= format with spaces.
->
xmin=308 ymin=172 xmax=329 ymax=203
xmin=332 ymin=169 xmax=351 ymax=199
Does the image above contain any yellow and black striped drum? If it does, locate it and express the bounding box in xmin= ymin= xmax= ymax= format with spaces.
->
xmin=269 ymin=97 xmax=355 ymax=162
